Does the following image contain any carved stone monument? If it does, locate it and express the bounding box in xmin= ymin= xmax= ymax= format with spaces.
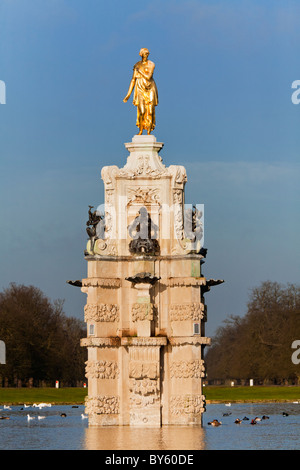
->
xmin=75 ymin=50 xmax=223 ymax=426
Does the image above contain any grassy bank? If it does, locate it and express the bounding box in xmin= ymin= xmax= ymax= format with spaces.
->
xmin=204 ymin=386 xmax=300 ymax=403
xmin=1 ymin=386 xmax=300 ymax=405
xmin=0 ymin=387 xmax=88 ymax=405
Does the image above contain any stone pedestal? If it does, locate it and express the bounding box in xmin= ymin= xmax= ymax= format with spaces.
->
xmin=79 ymin=134 xmax=223 ymax=426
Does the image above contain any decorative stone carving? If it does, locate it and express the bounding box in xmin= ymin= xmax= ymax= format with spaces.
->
xmin=170 ymin=303 xmax=204 ymax=321
xmin=104 ymin=211 xmax=113 ymax=238
xmin=105 ymin=189 xmax=114 ymax=204
xmin=168 ymin=277 xmax=206 ymax=287
xmin=85 ymin=360 xmax=119 ymax=379
xmin=80 ymin=337 xmax=120 ymax=348
xmin=170 ymin=360 xmax=205 ymax=379
xmin=131 ymin=303 xmax=154 ymax=322
xmin=127 ymin=187 xmax=160 ymax=205
xmin=81 ymin=278 xmax=121 ymax=288
xmin=169 ymin=165 xmax=187 ymax=186
xmin=84 ymin=303 xmax=119 ymax=322
xmin=101 ymin=165 xmax=119 ymax=189
xmin=129 ymin=394 xmax=159 ymax=408
xmin=173 ymin=189 xmax=184 ymax=241
xmin=79 ymin=135 xmax=221 ymax=426
xmin=170 ymin=395 xmax=206 ymax=415
xmin=130 ymin=377 xmax=159 ymax=396
xmin=121 ymin=337 xmax=167 ymax=347
xmin=129 ymin=361 xmax=158 ymax=379
xmin=168 ymin=337 xmax=211 ymax=346
xmin=119 ymin=154 xmax=168 ymax=179
xmin=129 ymin=362 xmax=160 ymax=408
xmin=93 ymin=239 xmax=117 ymax=256
xmin=85 ymin=395 xmax=120 ymax=415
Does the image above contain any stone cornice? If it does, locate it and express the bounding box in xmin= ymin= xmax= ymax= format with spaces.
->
xmin=168 ymin=336 xmax=211 ymax=346
xmin=121 ymin=337 xmax=167 ymax=347
xmin=80 ymin=337 xmax=120 ymax=348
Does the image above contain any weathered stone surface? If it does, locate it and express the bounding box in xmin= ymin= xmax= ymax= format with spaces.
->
xmin=79 ymin=135 xmax=222 ymax=426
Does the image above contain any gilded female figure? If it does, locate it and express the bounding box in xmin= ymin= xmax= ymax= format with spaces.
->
xmin=123 ymin=48 xmax=158 ymax=135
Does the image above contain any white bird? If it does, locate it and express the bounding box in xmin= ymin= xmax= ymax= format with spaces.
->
xmin=81 ymin=414 xmax=88 ymax=419
xmin=225 ymin=403 xmax=231 ymax=407
xmin=27 ymin=414 xmax=35 ymax=421
xmin=4 ymin=405 xmax=11 ymax=410
xmin=38 ymin=416 xmax=46 ymax=420
xmin=24 ymin=404 xmax=30 ymax=408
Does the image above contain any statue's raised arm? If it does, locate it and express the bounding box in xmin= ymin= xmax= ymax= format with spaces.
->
xmin=123 ymin=48 xmax=158 ymax=135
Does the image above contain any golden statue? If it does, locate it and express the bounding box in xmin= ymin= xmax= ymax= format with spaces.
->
xmin=123 ymin=48 xmax=158 ymax=135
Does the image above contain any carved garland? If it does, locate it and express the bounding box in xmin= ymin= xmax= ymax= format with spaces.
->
xmin=84 ymin=303 xmax=119 ymax=322
xmin=85 ymin=360 xmax=119 ymax=380
xmin=128 ymin=359 xmax=160 ymax=408
xmin=170 ymin=395 xmax=206 ymax=415
xmin=173 ymin=189 xmax=184 ymax=241
xmin=169 ymin=303 xmax=204 ymax=321
xmin=127 ymin=187 xmax=160 ymax=205
xmin=85 ymin=395 xmax=120 ymax=415
xmin=82 ymin=278 xmax=121 ymax=288
xmin=131 ymin=303 xmax=155 ymax=322
xmin=170 ymin=360 xmax=205 ymax=379
xmin=129 ymin=361 xmax=158 ymax=380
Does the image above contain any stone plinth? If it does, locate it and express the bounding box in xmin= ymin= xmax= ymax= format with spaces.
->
xmin=79 ymin=134 xmax=223 ymax=426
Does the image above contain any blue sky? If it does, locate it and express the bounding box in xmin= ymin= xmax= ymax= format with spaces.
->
xmin=0 ymin=0 xmax=299 ymax=336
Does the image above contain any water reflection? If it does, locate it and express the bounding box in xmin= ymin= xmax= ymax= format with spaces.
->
xmin=84 ymin=425 xmax=206 ymax=450
xmin=0 ymin=403 xmax=299 ymax=450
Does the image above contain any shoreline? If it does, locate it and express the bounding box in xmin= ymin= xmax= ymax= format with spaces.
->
xmin=1 ymin=386 xmax=300 ymax=406
xmin=0 ymin=399 xmax=299 ymax=406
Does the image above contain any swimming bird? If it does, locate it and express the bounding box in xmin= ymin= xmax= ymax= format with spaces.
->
xmin=81 ymin=414 xmax=88 ymax=419
xmin=225 ymin=403 xmax=231 ymax=407
xmin=282 ymin=412 xmax=289 ymax=416
xmin=38 ymin=416 xmax=46 ymax=420
xmin=243 ymin=416 xmax=249 ymax=420
xmin=250 ymin=419 xmax=257 ymax=425
xmin=27 ymin=414 xmax=35 ymax=421
xmin=0 ymin=416 xmax=10 ymax=420
xmin=262 ymin=415 xmax=269 ymax=420
xmin=60 ymin=413 xmax=67 ymax=418
xmin=208 ymin=419 xmax=222 ymax=427
xmin=223 ymin=412 xmax=231 ymax=416
xmin=3 ymin=405 xmax=11 ymax=410
xmin=254 ymin=417 xmax=261 ymax=422
xmin=234 ymin=418 xmax=242 ymax=424
xmin=24 ymin=404 xmax=30 ymax=408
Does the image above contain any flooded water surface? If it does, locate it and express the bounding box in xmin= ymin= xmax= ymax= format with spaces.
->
xmin=0 ymin=403 xmax=299 ymax=450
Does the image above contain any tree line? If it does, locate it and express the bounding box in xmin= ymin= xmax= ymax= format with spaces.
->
xmin=0 ymin=283 xmax=87 ymax=387
xmin=205 ymin=281 xmax=300 ymax=385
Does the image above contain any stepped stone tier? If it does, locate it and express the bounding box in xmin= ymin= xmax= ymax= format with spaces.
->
xmin=79 ymin=134 xmax=224 ymax=426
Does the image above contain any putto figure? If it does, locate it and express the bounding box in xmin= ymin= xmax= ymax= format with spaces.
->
xmin=86 ymin=205 xmax=105 ymax=252
xmin=123 ymin=48 xmax=158 ymax=135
